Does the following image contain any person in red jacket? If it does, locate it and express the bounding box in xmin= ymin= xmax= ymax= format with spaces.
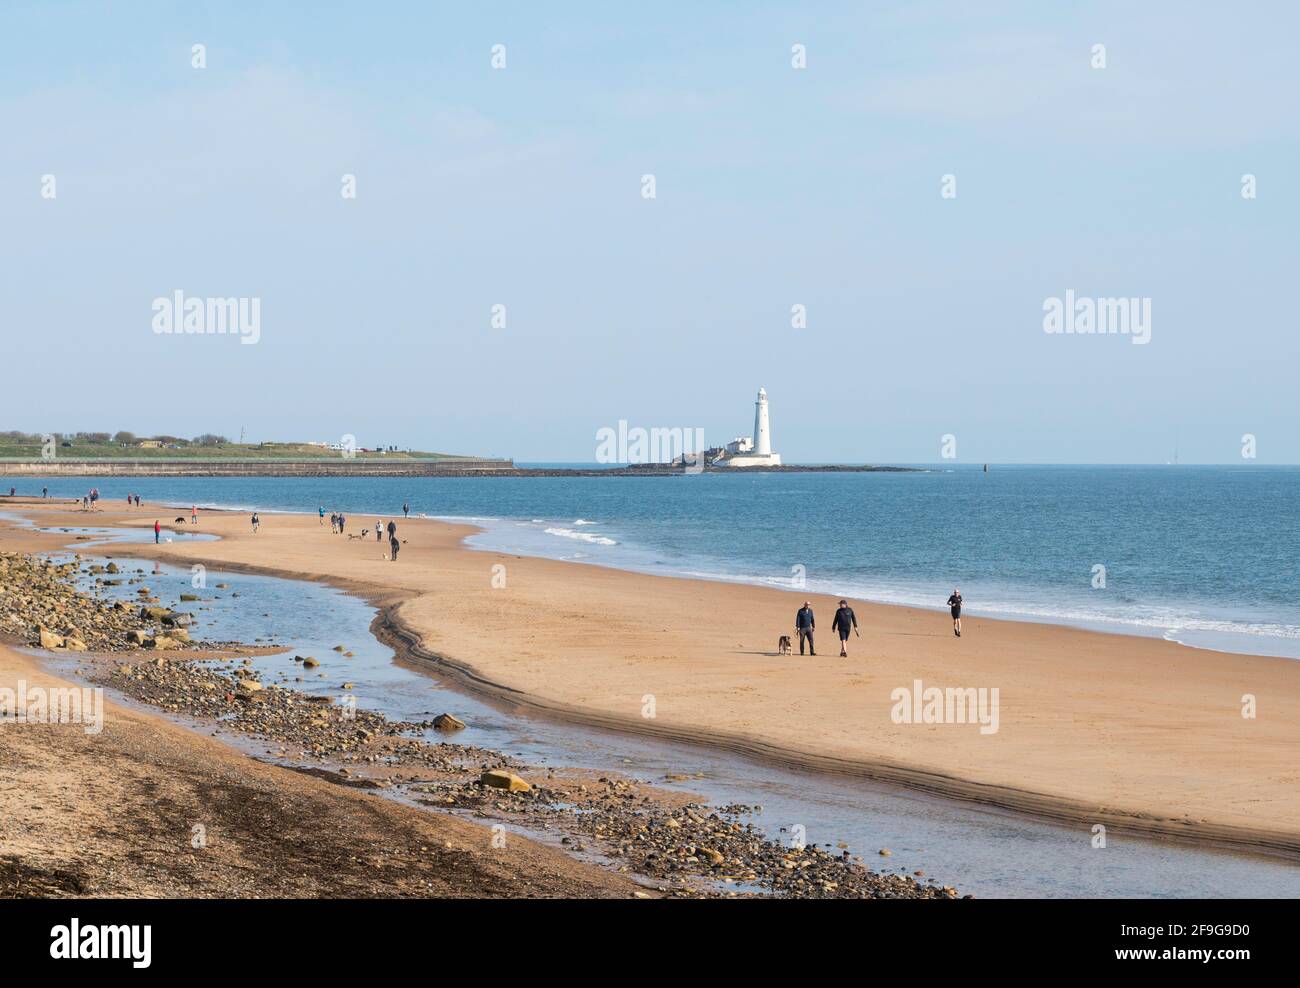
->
xmin=154 ymin=520 xmax=161 ymax=544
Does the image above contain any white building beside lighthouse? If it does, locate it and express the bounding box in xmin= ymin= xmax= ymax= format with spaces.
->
xmin=717 ymin=388 xmax=782 ymax=467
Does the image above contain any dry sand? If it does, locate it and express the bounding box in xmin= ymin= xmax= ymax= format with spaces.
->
xmin=5 ymin=499 xmax=1299 ymax=860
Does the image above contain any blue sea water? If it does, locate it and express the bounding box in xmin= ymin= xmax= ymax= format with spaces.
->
xmin=5 ymin=464 xmax=1298 ymax=658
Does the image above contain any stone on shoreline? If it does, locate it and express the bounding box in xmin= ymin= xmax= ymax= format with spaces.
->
xmin=480 ymin=769 xmax=530 ymax=793
xmin=432 ymin=713 xmax=466 ymax=732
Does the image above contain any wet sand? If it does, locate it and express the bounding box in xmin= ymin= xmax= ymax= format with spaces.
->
xmin=5 ymin=499 xmax=1300 ymax=860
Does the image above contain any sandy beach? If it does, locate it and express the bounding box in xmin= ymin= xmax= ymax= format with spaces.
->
xmin=5 ymin=499 xmax=1299 ymax=863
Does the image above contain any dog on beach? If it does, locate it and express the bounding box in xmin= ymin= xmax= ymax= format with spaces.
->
xmin=777 ymin=635 xmax=792 ymax=656
xmin=173 ymin=517 xmax=186 ymax=525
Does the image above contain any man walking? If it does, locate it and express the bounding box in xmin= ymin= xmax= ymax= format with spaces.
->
xmin=154 ymin=519 xmax=161 ymax=544
xmin=389 ymin=534 xmax=400 ymax=561
xmin=402 ymin=502 xmax=409 ymax=518
xmin=832 ymin=599 xmax=859 ymax=657
xmin=795 ymin=601 xmax=816 ymax=656
xmin=387 ymin=519 xmax=397 ymax=541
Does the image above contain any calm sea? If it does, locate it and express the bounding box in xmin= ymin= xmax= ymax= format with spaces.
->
xmin=6 ymin=464 xmax=1298 ymax=658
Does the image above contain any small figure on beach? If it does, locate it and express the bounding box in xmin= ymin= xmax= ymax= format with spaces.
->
xmin=795 ymin=601 xmax=816 ymax=656
xmin=832 ymin=599 xmax=859 ymax=657
xmin=947 ymin=589 xmax=963 ymax=637
xmin=338 ymin=512 xmax=346 ymax=535
xmin=329 ymin=512 xmax=338 ymax=533
xmin=153 ymin=520 xmax=161 ymax=544
xmin=191 ymin=506 xmax=198 ymax=525
xmin=389 ymin=534 xmax=400 ymax=561
xmin=403 ymin=501 xmax=409 ymax=518
xmin=387 ymin=519 xmax=397 ymax=540
xmin=319 ymin=505 xmax=326 ymax=526
xmin=134 ymin=494 xmax=141 ymax=507
xmin=42 ymin=487 xmax=48 ymax=498
xmin=251 ymin=512 xmax=260 ymax=533
xmin=375 ymin=521 xmax=383 ymax=541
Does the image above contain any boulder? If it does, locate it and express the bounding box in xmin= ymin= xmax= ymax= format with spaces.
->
xmin=432 ymin=713 xmax=466 ymax=732
xmin=64 ymin=637 xmax=88 ymax=652
xmin=302 ymin=657 xmax=320 ymax=668
xmin=480 ymin=770 xmax=530 ymax=793
xmin=38 ymin=627 xmax=64 ymax=650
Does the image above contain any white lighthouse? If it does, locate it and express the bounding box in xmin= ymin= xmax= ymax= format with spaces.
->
xmin=753 ymin=387 xmax=773 ymax=457
xmin=718 ymin=387 xmax=782 ymax=467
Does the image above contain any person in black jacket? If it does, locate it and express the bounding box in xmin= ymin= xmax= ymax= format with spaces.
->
xmin=947 ymin=589 xmax=963 ymax=637
xmin=832 ymin=599 xmax=859 ymax=657
xmin=794 ymin=602 xmax=816 ymax=656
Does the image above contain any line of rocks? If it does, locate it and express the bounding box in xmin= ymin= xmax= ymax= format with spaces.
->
xmin=0 ymin=551 xmax=214 ymax=653
xmin=98 ymin=654 xmax=961 ymax=899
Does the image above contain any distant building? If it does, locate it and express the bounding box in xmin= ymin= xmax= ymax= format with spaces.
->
xmin=137 ymin=440 xmax=163 ymax=448
xmin=715 ymin=388 xmax=782 ymax=467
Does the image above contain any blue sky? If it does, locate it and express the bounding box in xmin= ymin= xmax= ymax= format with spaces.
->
xmin=2 ymin=1 xmax=1296 ymax=462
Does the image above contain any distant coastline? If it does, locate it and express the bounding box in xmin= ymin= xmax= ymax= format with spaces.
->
xmin=0 ymin=458 xmax=921 ymax=478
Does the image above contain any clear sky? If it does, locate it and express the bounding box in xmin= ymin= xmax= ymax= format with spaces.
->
xmin=3 ymin=1 xmax=1296 ymax=463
